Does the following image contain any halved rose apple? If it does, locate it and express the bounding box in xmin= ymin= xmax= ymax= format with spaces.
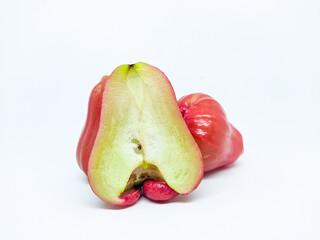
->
xmin=77 ymin=63 xmax=203 ymax=206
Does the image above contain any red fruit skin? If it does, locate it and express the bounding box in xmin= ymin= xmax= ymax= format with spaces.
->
xmin=178 ymin=93 xmax=243 ymax=172
xmin=118 ymin=189 xmax=142 ymax=206
xmin=143 ymin=180 xmax=178 ymax=202
xmin=76 ymin=76 xmax=109 ymax=175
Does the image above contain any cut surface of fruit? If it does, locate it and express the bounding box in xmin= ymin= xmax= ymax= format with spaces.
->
xmin=87 ymin=63 xmax=203 ymax=206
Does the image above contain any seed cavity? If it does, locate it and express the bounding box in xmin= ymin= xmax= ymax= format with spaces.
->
xmin=124 ymin=164 xmax=164 ymax=191
xmin=131 ymin=138 xmax=142 ymax=154
xmin=125 ymin=139 xmax=163 ymax=191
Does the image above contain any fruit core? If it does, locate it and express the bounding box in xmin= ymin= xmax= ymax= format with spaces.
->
xmin=124 ymin=138 xmax=165 ymax=191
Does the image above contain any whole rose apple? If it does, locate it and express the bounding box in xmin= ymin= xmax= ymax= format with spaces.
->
xmin=178 ymin=93 xmax=243 ymax=172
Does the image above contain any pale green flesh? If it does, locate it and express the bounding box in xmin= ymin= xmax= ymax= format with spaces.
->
xmin=88 ymin=63 xmax=202 ymax=204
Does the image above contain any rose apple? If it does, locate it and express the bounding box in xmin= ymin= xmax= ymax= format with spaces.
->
xmin=77 ymin=63 xmax=203 ymax=206
xmin=178 ymin=93 xmax=243 ymax=172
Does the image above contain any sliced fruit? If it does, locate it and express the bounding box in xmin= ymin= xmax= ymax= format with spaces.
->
xmin=86 ymin=63 xmax=203 ymax=206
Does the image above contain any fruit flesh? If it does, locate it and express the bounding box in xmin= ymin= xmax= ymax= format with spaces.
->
xmin=88 ymin=63 xmax=203 ymax=206
xmin=178 ymin=93 xmax=243 ymax=172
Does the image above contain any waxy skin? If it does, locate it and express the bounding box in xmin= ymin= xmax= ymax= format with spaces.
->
xmin=76 ymin=76 xmax=109 ymax=175
xmin=178 ymin=93 xmax=243 ymax=172
xmin=143 ymin=180 xmax=178 ymax=202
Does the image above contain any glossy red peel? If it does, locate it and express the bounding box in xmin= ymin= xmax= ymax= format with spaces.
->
xmin=118 ymin=189 xmax=142 ymax=206
xmin=178 ymin=93 xmax=243 ymax=172
xmin=143 ymin=180 xmax=178 ymax=202
xmin=76 ymin=76 xmax=109 ymax=174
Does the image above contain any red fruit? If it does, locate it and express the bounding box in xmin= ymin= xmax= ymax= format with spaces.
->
xmin=143 ymin=180 xmax=178 ymax=202
xmin=178 ymin=93 xmax=243 ymax=172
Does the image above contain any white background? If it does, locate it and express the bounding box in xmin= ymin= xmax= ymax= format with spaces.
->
xmin=1 ymin=0 xmax=319 ymax=239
